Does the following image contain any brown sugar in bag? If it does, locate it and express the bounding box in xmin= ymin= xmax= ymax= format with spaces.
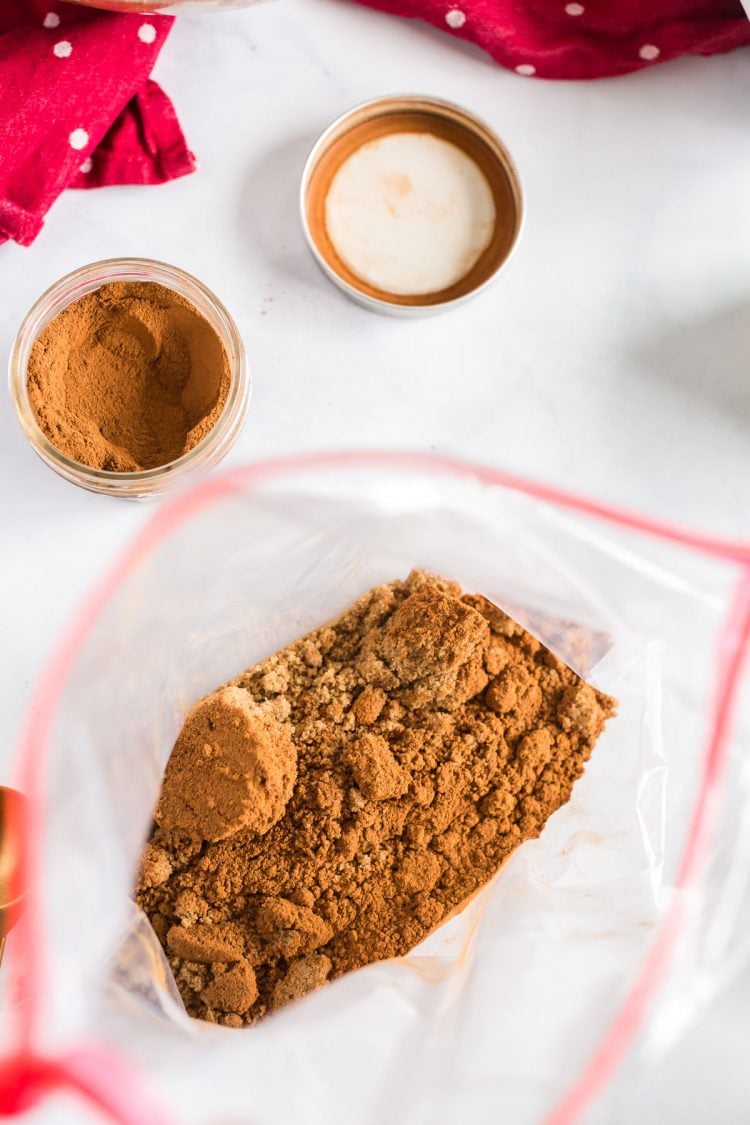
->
xmin=137 ymin=570 xmax=616 ymax=1026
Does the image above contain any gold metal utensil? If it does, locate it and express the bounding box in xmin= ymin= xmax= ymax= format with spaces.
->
xmin=0 ymin=786 xmax=26 ymax=969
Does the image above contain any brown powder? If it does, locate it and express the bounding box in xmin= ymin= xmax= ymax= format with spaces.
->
xmin=155 ymin=687 xmax=298 ymax=843
xmin=136 ymin=571 xmax=617 ymax=1026
xmin=27 ymin=281 xmax=230 ymax=472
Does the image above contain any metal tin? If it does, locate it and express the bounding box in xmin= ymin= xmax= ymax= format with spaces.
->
xmin=300 ymin=95 xmax=524 ymax=317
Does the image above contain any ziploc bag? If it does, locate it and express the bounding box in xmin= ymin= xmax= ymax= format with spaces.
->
xmin=2 ymin=452 xmax=749 ymax=1125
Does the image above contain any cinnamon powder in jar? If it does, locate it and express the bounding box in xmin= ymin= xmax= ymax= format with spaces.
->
xmin=26 ymin=281 xmax=230 ymax=472
xmin=137 ymin=571 xmax=617 ymax=1027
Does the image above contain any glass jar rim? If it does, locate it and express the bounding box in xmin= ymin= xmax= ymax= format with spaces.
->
xmin=9 ymin=257 xmax=249 ymax=494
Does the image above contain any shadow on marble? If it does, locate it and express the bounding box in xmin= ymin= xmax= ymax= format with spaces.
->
xmin=629 ymin=302 xmax=750 ymax=429
xmin=238 ymin=131 xmax=324 ymax=285
xmin=375 ymin=12 xmax=496 ymax=71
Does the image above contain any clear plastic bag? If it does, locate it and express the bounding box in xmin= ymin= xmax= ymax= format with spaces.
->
xmin=3 ymin=452 xmax=749 ymax=1125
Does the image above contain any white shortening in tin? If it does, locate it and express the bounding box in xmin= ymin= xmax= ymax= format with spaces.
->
xmin=325 ymin=131 xmax=496 ymax=297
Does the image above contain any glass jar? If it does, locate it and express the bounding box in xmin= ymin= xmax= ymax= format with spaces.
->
xmin=9 ymin=258 xmax=249 ymax=499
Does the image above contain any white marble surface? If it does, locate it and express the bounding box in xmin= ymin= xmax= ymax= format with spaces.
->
xmin=1 ymin=1 xmax=749 ymax=1120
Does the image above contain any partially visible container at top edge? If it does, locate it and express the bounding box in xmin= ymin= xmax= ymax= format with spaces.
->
xmin=9 ymin=258 xmax=249 ymax=500
xmin=63 ymin=0 xmax=256 ymax=13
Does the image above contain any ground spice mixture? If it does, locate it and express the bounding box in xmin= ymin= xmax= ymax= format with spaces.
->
xmin=137 ymin=571 xmax=617 ymax=1026
xmin=27 ymin=281 xmax=230 ymax=472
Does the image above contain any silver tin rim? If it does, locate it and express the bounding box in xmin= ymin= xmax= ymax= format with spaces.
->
xmin=299 ymin=94 xmax=525 ymax=318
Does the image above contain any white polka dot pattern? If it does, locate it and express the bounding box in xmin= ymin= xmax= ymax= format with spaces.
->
xmin=42 ymin=12 xmax=60 ymax=29
xmin=565 ymin=3 xmax=585 ymax=14
xmin=515 ymin=63 xmax=537 ymax=76
xmin=639 ymin=43 xmax=660 ymax=60
xmin=138 ymin=23 xmax=157 ymax=44
xmin=80 ymin=158 xmax=93 ymax=174
xmin=69 ymin=129 xmax=89 ymax=151
xmin=445 ymin=9 xmax=466 ymax=28
xmin=53 ymin=41 xmax=72 ymax=58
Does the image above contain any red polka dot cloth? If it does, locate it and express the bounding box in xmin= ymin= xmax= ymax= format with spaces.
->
xmin=0 ymin=2 xmax=195 ymax=246
xmin=2 ymin=3 xmax=748 ymax=246
xmin=355 ymin=0 xmax=750 ymax=79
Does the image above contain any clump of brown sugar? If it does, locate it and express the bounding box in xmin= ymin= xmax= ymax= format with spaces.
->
xmin=27 ymin=281 xmax=230 ymax=472
xmin=155 ymin=687 xmax=297 ymax=843
xmin=136 ymin=571 xmax=616 ymax=1026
